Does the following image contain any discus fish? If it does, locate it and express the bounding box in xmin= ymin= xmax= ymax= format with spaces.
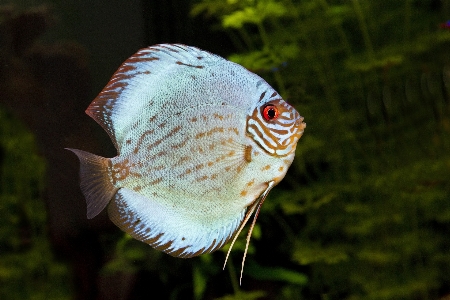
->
xmin=67 ymin=44 xmax=305 ymax=283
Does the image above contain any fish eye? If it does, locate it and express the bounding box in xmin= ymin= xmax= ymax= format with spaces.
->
xmin=262 ymin=104 xmax=279 ymax=121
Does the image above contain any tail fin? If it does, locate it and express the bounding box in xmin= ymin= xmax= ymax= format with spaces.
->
xmin=66 ymin=148 xmax=117 ymax=219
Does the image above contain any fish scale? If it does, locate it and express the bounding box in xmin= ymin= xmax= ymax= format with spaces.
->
xmin=67 ymin=43 xmax=306 ymax=282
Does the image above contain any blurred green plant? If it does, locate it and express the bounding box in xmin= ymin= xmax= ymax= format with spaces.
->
xmin=186 ymin=0 xmax=450 ymax=299
xmin=0 ymin=108 xmax=71 ymax=300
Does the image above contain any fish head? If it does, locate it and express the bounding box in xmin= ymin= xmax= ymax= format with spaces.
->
xmin=246 ymin=89 xmax=306 ymax=158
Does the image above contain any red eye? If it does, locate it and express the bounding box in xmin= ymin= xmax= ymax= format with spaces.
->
xmin=262 ymin=104 xmax=279 ymax=121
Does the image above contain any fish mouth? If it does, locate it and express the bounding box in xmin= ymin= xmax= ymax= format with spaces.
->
xmin=295 ymin=116 xmax=306 ymax=137
xmin=274 ymin=116 xmax=306 ymax=156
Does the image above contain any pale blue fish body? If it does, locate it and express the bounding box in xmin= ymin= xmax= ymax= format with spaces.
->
xmin=68 ymin=44 xmax=305 ymax=270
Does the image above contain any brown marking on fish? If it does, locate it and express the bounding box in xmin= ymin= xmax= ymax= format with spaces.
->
xmin=191 ymin=246 xmax=207 ymax=257
xmin=173 ymin=156 xmax=190 ymax=167
xmin=112 ymin=159 xmax=131 ymax=184
xmin=133 ymin=50 xmax=158 ymax=57
xmin=191 ymin=117 xmax=197 ymax=122
xmin=178 ymin=168 xmax=192 ymax=178
xmin=133 ymin=218 xmax=141 ymax=225
xmin=195 ymin=132 xmax=205 ymax=139
xmin=270 ymin=127 xmax=289 ymax=135
xmin=210 ymin=173 xmax=218 ymax=180
xmin=259 ymin=91 xmax=266 ymax=101
xmin=154 ymin=150 xmax=167 ymax=158
xmin=211 ymin=127 xmax=225 ymax=135
xmin=145 ymin=232 xmax=164 ymax=245
xmin=133 ymin=186 xmax=142 ymax=192
xmin=126 ymin=139 xmax=132 ymax=145
xmin=170 ymin=246 xmax=190 ymax=257
xmin=247 ymin=179 xmax=255 ymax=187
xmin=117 ymin=64 xmax=137 ymax=75
xmin=176 ymin=61 xmax=204 ymax=69
xmin=134 ymin=129 xmax=155 ymax=153
xmin=171 ymin=136 xmax=189 ymax=150
xmin=167 ymin=125 xmax=182 ymax=137
xmin=195 ymin=127 xmax=224 ymax=139
xmin=271 ymin=91 xmax=278 ymax=98
xmin=228 ymin=127 xmax=237 ymax=135
xmin=272 ymin=176 xmax=282 ymax=183
xmin=160 ymin=45 xmax=179 ymax=52
xmin=196 ymin=175 xmax=208 ymax=182
xmin=129 ymin=171 xmax=143 ymax=178
xmin=204 ymin=239 xmax=218 ymax=253
xmin=130 ymin=50 xmax=160 ymax=60
xmin=156 ymin=239 xmax=175 ymax=252
xmin=150 ymin=177 xmax=163 ymax=185
xmin=227 ymin=150 xmax=236 ymax=157
xmin=153 ymin=165 xmax=165 ymax=171
xmin=207 ymin=161 xmax=214 ymax=167
xmin=262 ymin=165 xmax=271 ymax=171
xmin=278 ymin=166 xmax=284 ymax=172
xmin=240 ymin=189 xmax=248 ymax=196
xmin=213 ymin=113 xmax=224 ymax=120
xmin=158 ymin=121 xmax=167 ymax=128
xmin=244 ymin=145 xmax=252 ymax=162
xmin=148 ymin=126 xmax=181 ymax=151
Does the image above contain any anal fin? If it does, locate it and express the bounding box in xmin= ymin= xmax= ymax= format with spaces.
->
xmin=108 ymin=188 xmax=244 ymax=258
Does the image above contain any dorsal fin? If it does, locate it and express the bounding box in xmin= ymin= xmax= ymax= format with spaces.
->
xmin=85 ymin=44 xmax=222 ymax=151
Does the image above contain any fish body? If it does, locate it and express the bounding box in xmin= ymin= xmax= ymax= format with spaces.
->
xmin=68 ymin=44 xmax=305 ymax=267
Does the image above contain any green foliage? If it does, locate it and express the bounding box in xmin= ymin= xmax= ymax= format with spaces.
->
xmin=245 ymin=261 xmax=308 ymax=284
xmin=189 ymin=0 xmax=450 ymax=299
xmin=0 ymin=108 xmax=71 ymax=299
xmin=215 ymin=290 xmax=266 ymax=300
